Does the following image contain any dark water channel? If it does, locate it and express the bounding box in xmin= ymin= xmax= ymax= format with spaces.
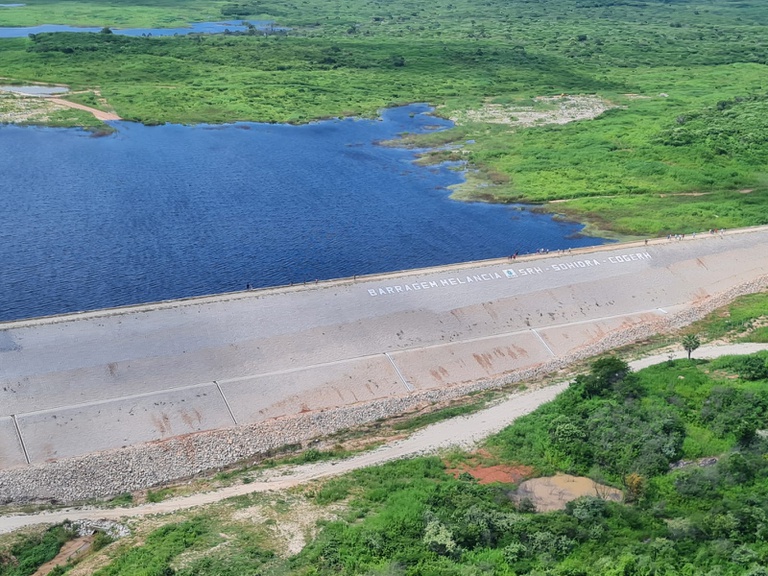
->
xmin=0 ymin=105 xmax=605 ymax=321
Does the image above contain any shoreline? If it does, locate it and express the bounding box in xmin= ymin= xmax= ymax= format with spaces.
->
xmin=1 ymin=224 xmax=759 ymax=329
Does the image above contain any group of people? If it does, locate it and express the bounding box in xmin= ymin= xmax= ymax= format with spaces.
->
xmin=665 ymin=228 xmax=725 ymax=241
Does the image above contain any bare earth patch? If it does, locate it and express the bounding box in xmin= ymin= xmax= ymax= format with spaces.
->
xmin=445 ymin=449 xmax=534 ymax=484
xmin=48 ymin=98 xmax=120 ymax=121
xmin=451 ymin=95 xmax=616 ymax=128
xmin=0 ymin=88 xmax=120 ymax=123
xmin=0 ymin=92 xmax=64 ymax=124
xmin=456 ymin=464 xmax=533 ymax=484
xmin=514 ymin=474 xmax=623 ymax=512
xmin=231 ymin=494 xmax=342 ymax=556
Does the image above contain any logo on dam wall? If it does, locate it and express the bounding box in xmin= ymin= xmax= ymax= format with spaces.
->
xmin=366 ymin=252 xmax=652 ymax=296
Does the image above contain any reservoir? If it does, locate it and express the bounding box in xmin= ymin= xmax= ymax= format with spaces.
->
xmin=0 ymin=104 xmax=604 ymax=322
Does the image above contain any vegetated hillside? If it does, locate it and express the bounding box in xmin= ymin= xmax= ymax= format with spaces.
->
xmin=289 ymin=353 xmax=768 ymax=576
xmin=3 ymin=0 xmax=768 ymax=233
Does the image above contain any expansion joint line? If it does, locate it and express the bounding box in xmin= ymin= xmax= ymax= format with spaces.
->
xmin=214 ymin=381 xmax=239 ymax=426
xmin=385 ymin=352 xmax=414 ymax=392
xmin=530 ymin=328 xmax=556 ymax=357
xmin=10 ymin=415 xmax=30 ymax=465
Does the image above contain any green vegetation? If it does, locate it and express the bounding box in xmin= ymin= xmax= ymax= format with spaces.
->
xmin=2 ymin=0 xmax=768 ymax=234
xmin=686 ymin=291 xmax=768 ymax=344
xmin=289 ymin=353 xmax=768 ymax=574
xmin=0 ymin=0 xmax=226 ymax=28
xmin=92 ymin=519 xmax=210 ymax=576
xmin=21 ymin=350 xmax=763 ymax=575
xmin=392 ymin=394 xmax=493 ymax=432
xmin=146 ymin=487 xmax=176 ymax=503
xmin=682 ymin=333 xmax=701 ymax=360
xmin=0 ymin=525 xmax=73 ymax=576
xmin=3 ymin=300 xmax=765 ymax=575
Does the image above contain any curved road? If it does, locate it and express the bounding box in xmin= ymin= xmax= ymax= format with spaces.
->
xmin=1 ymin=343 xmax=766 ymax=534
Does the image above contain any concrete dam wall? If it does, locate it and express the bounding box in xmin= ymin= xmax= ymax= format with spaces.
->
xmin=1 ymin=227 xmax=767 ymax=501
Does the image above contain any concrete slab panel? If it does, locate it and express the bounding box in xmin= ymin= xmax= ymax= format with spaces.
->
xmin=220 ymin=355 xmax=404 ymax=424
xmin=0 ymin=417 xmax=26 ymax=469
xmin=391 ymin=331 xmax=552 ymax=390
xmin=17 ymin=384 xmax=234 ymax=463
xmin=537 ymin=311 xmax=664 ymax=357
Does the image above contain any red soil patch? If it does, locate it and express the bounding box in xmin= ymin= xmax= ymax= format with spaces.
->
xmin=446 ymin=451 xmax=534 ymax=485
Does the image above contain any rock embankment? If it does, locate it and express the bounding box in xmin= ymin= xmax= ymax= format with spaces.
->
xmin=0 ymin=275 xmax=765 ymax=504
xmin=70 ymin=519 xmax=130 ymax=539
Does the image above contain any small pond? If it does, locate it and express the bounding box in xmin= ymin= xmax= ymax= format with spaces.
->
xmin=0 ymin=20 xmax=281 ymax=38
xmin=515 ymin=474 xmax=623 ymax=512
xmin=0 ymin=84 xmax=69 ymax=95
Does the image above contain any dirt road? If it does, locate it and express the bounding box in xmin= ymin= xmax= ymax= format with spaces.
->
xmin=0 ymin=343 xmax=764 ymax=534
xmin=48 ymin=98 xmax=120 ymax=121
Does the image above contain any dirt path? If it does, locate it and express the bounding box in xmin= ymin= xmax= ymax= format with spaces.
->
xmin=47 ymin=98 xmax=120 ymax=121
xmin=31 ymin=535 xmax=92 ymax=576
xmin=0 ymin=343 xmax=765 ymax=535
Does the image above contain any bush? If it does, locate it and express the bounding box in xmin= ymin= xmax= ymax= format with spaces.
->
xmin=733 ymin=356 xmax=768 ymax=381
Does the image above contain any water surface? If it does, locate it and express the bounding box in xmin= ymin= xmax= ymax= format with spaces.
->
xmin=0 ymin=20 xmax=280 ymax=37
xmin=0 ymin=84 xmax=68 ymax=95
xmin=0 ymin=105 xmax=604 ymax=321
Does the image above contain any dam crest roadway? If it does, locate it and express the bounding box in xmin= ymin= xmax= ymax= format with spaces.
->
xmin=1 ymin=227 xmax=767 ymax=472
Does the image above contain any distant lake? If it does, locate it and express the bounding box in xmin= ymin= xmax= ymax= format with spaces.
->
xmin=0 ymin=104 xmax=605 ymax=321
xmin=0 ymin=20 xmax=281 ymax=38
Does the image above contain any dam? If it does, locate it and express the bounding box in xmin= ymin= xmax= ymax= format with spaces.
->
xmin=1 ymin=227 xmax=767 ymax=475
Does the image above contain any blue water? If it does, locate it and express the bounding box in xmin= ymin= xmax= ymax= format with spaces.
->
xmin=0 ymin=105 xmax=604 ymax=321
xmin=0 ymin=20 xmax=281 ymax=38
xmin=0 ymin=85 xmax=69 ymax=95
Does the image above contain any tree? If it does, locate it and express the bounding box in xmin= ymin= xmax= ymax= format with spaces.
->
xmin=578 ymin=356 xmax=632 ymax=398
xmin=682 ymin=334 xmax=701 ymax=359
